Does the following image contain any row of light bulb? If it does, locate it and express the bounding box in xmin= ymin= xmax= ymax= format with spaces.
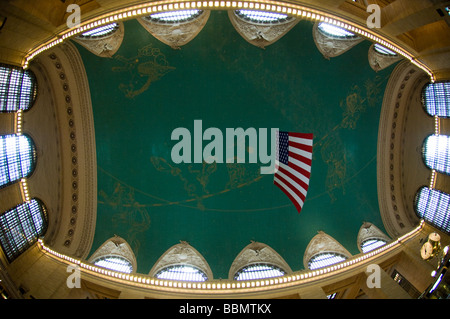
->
xmin=37 ymin=220 xmax=424 ymax=292
xmin=21 ymin=0 xmax=434 ymax=82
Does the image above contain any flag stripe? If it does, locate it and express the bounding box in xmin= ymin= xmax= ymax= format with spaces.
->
xmin=274 ymin=131 xmax=313 ymax=213
xmin=288 ymin=152 xmax=312 ymax=172
xmin=276 ymin=169 xmax=307 ymax=201
xmin=274 ymin=177 xmax=302 ymax=212
xmin=289 ymin=132 xmax=314 ymax=140
xmin=278 ymin=163 xmax=309 ymax=192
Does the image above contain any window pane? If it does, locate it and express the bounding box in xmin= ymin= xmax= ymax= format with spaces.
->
xmin=318 ymin=22 xmax=356 ymax=38
xmin=80 ymin=23 xmax=119 ymax=38
xmin=146 ymin=10 xmax=203 ymax=23
xmin=0 ymin=64 xmax=37 ymax=112
xmin=423 ymin=135 xmax=450 ymax=175
xmin=155 ymin=265 xmax=208 ymax=282
xmin=361 ymin=238 xmax=387 ymax=253
xmin=93 ymin=256 xmax=133 ymax=273
xmin=234 ymin=263 xmax=286 ymax=281
xmin=0 ymin=134 xmax=36 ymax=188
xmin=0 ymin=199 xmax=48 ymax=262
xmin=423 ymin=82 xmax=450 ymax=118
xmin=415 ymin=187 xmax=450 ymax=234
xmin=235 ymin=10 xmax=291 ymax=23
xmin=308 ymin=252 xmax=347 ymax=270
xmin=374 ymin=44 xmax=396 ymax=56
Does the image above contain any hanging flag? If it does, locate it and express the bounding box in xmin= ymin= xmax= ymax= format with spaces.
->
xmin=274 ymin=131 xmax=313 ymax=213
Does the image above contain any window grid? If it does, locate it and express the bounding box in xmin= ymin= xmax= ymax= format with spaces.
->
xmin=235 ymin=10 xmax=291 ymax=23
xmin=147 ymin=10 xmax=203 ymax=23
xmin=415 ymin=187 xmax=450 ymax=234
xmin=155 ymin=265 xmax=208 ymax=282
xmin=318 ymin=22 xmax=357 ymax=38
xmin=0 ymin=65 xmax=37 ymax=112
xmin=0 ymin=199 xmax=47 ymax=262
xmin=234 ymin=263 xmax=286 ymax=281
xmin=423 ymin=135 xmax=450 ymax=175
xmin=93 ymin=256 xmax=133 ymax=273
xmin=308 ymin=252 xmax=348 ymax=270
xmin=361 ymin=238 xmax=387 ymax=253
xmin=374 ymin=43 xmax=397 ymax=56
xmin=422 ymin=82 xmax=450 ymax=118
xmin=0 ymin=134 xmax=36 ymax=189
xmin=80 ymin=23 xmax=119 ymax=38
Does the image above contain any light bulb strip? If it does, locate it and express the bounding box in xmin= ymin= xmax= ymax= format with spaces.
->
xmin=36 ymin=220 xmax=424 ymax=294
xmin=21 ymin=0 xmax=435 ymax=81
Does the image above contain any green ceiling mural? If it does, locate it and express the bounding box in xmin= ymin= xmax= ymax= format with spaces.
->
xmin=74 ymin=11 xmax=397 ymax=278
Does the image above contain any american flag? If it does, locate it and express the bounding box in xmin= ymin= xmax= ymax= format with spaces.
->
xmin=274 ymin=131 xmax=313 ymax=213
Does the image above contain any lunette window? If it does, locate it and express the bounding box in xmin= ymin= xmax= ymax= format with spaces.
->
xmin=145 ymin=10 xmax=203 ymax=23
xmin=0 ymin=199 xmax=48 ymax=262
xmin=317 ymin=22 xmax=357 ymax=39
xmin=415 ymin=187 xmax=450 ymax=234
xmin=79 ymin=23 xmax=119 ymax=38
xmin=374 ymin=43 xmax=397 ymax=56
xmin=423 ymin=134 xmax=450 ymax=175
xmin=361 ymin=238 xmax=387 ymax=253
xmin=0 ymin=134 xmax=36 ymax=189
xmin=234 ymin=263 xmax=286 ymax=281
xmin=422 ymin=82 xmax=450 ymax=118
xmin=234 ymin=10 xmax=292 ymax=23
xmin=93 ymin=256 xmax=133 ymax=273
xmin=155 ymin=264 xmax=208 ymax=282
xmin=0 ymin=64 xmax=37 ymax=112
xmin=308 ymin=252 xmax=348 ymax=270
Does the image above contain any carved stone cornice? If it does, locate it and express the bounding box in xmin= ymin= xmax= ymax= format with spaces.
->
xmin=303 ymin=231 xmax=352 ymax=269
xmin=88 ymin=236 xmax=137 ymax=273
xmin=138 ymin=11 xmax=210 ymax=49
xmin=72 ymin=22 xmax=125 ymax=58
xmin=312 ymin=22 xmax=363 ymax=59
xmin=148 ymin=241 xmax=213 ymax=280
xmin=228 ymin=241 xmax=292 ymax=280
xmin=228 ymin=10 xmax=299 ymax=48
xmin=356 ymin=222 xmax=391 ymax=253
xmin=368 ymin=44 xmax=402 ymax=72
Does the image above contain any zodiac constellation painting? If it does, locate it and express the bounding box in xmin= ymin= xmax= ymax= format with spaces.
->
xmin=112 ymin=43 xmax=175 ymax=99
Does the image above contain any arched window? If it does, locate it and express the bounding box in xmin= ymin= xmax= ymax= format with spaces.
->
xmin=373 ymin=43 xmax=397 ymax=56
xmin=0 ymin=134 xmax=36 ymax=189
xmin=317 ymin=22 xmax=357 ymax=39
xmin=0 ymin=64 xmax=37 ymax=112
xmin=93 ymin=255 xmax=133 ymax=273
xmin=155 ymin=264 xmax=208 ymax=282
xmin=360 ymin=238 xmax=387 ymax=253
xmin=79 ymin=23 xmax=119 ymax=38
xmin=308 ymin=252 xmax=348 ymax=270
xmin=234 ymin=263 xmax=286 ymax=281
xmin=234 ymin=10 xmax=292 ymax=24
xmin=415 ymin=187 xmax=450 ymax=234
xmin=0 ymin=199 xmax=48 ymax=262
xmin=145 ymin=10 xmax=203 ymax=23
xmin=423 ymin=134 xmax=450 ymax=175
xmin=422 ymin=82 xmax=450 ymax=118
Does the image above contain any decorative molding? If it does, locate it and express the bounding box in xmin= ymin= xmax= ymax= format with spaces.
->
xmin=228 ymin=10 xmax=299 ymax=48
xmin=377 ymin=61 xmax=432 ymax=238
xmin=368 ymin=44 xmax=402 ymax=72
xmin=303 ymin=231 xmax=352 ymax=269
xmin=88 ymin=236 xmax=137 ymax=273
xmin=312 ymin=21 xmax=363 ymax=59
xmin=72 ymin=22 xmax=125 ymax=58
xmin=148 ymin=241 xmax=213 ymax=280
xmin=138 ymin=11 xmax=210 ymax=49
xmin=356 ymin=222 xmax=391 ymax=253
xmin=228 ymin=241 xmax=292 ymax=280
